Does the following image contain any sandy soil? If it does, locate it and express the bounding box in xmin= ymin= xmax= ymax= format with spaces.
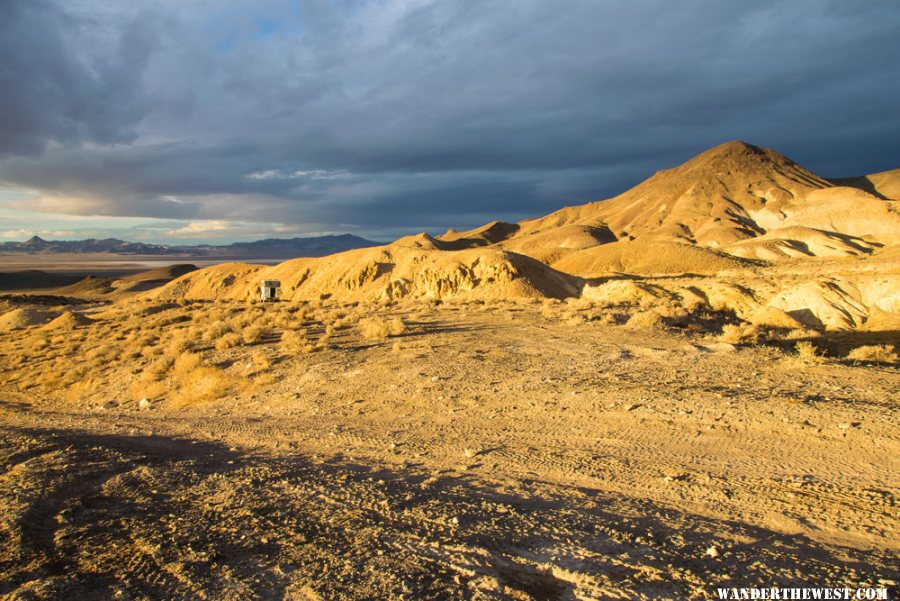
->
xmin=1 ymin=303 xmax=897 ymax=599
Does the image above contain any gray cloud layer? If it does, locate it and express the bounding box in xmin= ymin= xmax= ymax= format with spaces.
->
xmin=1 ymin=0 xmax=899 ymax=239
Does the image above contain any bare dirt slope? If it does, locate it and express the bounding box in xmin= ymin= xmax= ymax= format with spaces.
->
xmin=0 ymin=299 xmax=898 ymax=599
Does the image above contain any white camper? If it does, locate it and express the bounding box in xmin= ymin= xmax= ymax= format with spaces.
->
xmin=260 ymin=279 xmax=281 ymax=302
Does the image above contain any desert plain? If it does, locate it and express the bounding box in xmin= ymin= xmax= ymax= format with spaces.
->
xmin=1 ymin=142 xmax=898 ymax=599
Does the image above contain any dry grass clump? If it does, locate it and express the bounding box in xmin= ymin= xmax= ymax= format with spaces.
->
xmin=280 ymin=329 xmax=313 ymax=354
xmin=846 ymin=344 xmax=898 ymax=363
xmin=358 ymin=316 xmax=407 ymax=339
xmin=166 ymin=332 xmax=192 ymax=356
xmin=794 ymin=341 xmax=827 ymax=365
xmin=169 ymin=352 xmax=233 ymax=407
xmin=241 ymin=324 xmax=267 ymax=345
xmin=63 ymin=377 xmax=100 ymax=403
xmin=214 ymin=332 xmax=242 ymax=351
xmin=202 ymin=322 xmax=233 ymax=342
xmin=719 ymin=323 xmax=762 ymax=345
xmin=624 ymin=310 xmax=665 ymax=329
xmin=249 ymin=350 xmax=272 ymax=373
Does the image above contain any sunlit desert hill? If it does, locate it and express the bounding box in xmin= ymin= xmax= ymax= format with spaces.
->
xmin=150 ymin=141 xmax=900 ymax=332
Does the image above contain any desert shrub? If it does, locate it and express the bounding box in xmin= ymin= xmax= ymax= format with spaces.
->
xmin=846 ymin=344 xmax=898 ymax=363
xmin=173 ymin=352 xmax=203 ymax=383
xmin=358 ymin=316 xmax=406 ymax=339
xmin=165 ymin=351 xmax=234 ymax=407
xmin=131 ymin=379 xmax=167 ymax=401
xmin=248 ymin=350 xmax=272 ymax=373
xmin=794 ymin=341 xmax=826 ymax=365
xmin=202 ymin=322 xmax=233 ymax=342
xmin=315 ymin=333 xmax=332 ymax=350
xmin=248 ymin=372 xmax=278 ymax=390
xmin=566 ymin=298 xmax=594 ymax=311
xmin=624 ymin=310 xmax=665 ymax=329
xmin=242 ymin=324 xmax=267 ymax=345
xmin=63 ymin=377 xmax=100 ymax=403
xmin=166 ymin=334 xmax=192 ymax=356
xmin=141 ymin=344 xmax=162 ymax=359
xmin=389 ymin=317 xmax=407 ymax=335
xmin=169 ymin=365 xmax=232 ymax=408
xmin=597 ymin=312 xmax=617 ymax=325
xmin=719 ymin=323 xmax=761 ymax=345
xmin=214 ymin=332 xmax=242 ymax=351
xmin=143 ymin=356 xmax=173 ymax=381
xmin=784 ymin=327 xmax=820 ymax=340
xmin=280 ymin=330 xmax=309 ymax=354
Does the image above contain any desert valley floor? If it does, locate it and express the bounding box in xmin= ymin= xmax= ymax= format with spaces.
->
xmin=0 ymin=298 xmax=897 ymax=599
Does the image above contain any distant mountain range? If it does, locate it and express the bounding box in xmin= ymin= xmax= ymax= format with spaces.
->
xmin=0 ymin=234 xmax=378 ymax=259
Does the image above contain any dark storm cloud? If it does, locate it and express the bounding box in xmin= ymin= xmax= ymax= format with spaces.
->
xmin=0 ymin=0 xmax=899 ymax=239
xmin=0 ymin=0 xmax=155 ymax=157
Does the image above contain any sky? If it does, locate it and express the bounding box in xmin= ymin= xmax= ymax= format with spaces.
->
xmin=1 ymin=0 xmax=899 ymax=244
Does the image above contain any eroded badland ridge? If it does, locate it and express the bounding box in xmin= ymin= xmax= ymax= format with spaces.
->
xmin=1 ymin=141 xmax=898 ymax=599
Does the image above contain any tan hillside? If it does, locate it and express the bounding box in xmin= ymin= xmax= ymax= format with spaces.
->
xmin=153 ymin=246 xmax=580 ymax=302
xmin=832 ymin=168 xmax=900 ymax=200
xmin=0 ymin=307 xmax=56 ymax=330
xmin=443 ymin=141 xmax=900 ymax=271
xmin=436 ymin=220 xmax=520 ymax=248
xmin=42 ymin=310 xmax=96 ymax=330
xmin=550 ymin=239 xmax=754 ymax=276
xmin=518 ymin=141 xmax=833 ymax=245
xmin=51 ymin=264 xmax=199 ymax=299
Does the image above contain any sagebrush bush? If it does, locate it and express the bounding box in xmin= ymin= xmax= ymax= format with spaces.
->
xmin=794 ymin=341 xmax=826 ymax=365
xmin=624 ymin=310 xmax=665 ymax=329
xmin=846 ymin=344 xmax=898 ymax=363
xmin=160 ymin=351 xmax=234 ymax=407
xmin=202 ymin=322 xmax=233 ymax=342
xmin=214 ymin=332 xmax=242 ymax=351
xmin=280 ymin=330 xmax=309 ymax=354
xmin=719 ymin=323 xmax=761 ymax=344
xmin=169 ymin=365 xmax=232 ymax=407
xmin=173 ymin=352 xmax=203 ymax=384
xmin=248 ymin=350 xmax=272 ymax=373
xmin=242 ymin=324 xmax=267 ymax=345
xmin=358 ymin=316 xmax=407 ymax=339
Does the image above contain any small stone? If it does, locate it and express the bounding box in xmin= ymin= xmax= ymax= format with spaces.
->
xmin=705 ymin=545 xmax=720 ymax=558
xmin=138 ymin=398 xmax=151 ymax=410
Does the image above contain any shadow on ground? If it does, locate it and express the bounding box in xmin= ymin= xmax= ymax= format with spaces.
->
xmin=0 ymin=427 xmax=896 ymax=600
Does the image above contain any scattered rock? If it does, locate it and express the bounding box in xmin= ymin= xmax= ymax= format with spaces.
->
xmin=705 ymin=545 xmax=720 ymax=558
